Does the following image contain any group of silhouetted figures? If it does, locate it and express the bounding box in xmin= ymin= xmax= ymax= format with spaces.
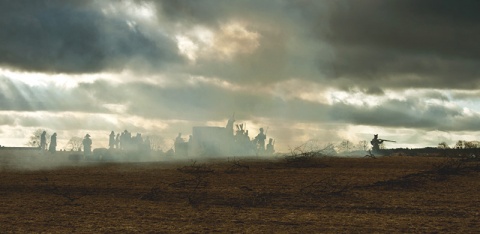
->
xmin=108 ymin=130 xmax=151 ymax=152
xmin=39 ymin=131 xmax=92 ymax=155
xmin=39 ymin=131 xmax=57 ymax=153
xmin=173 ymin=119 xmax=276 ymax=157
xmin=38 ymin=129 xmax=150 ymax=157
xmin=234 ymin=125 xmax=275 ymax=155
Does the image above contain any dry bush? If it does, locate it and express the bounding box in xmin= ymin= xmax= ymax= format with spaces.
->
xmin=37 ymin=177 xmax=90 ymax=204
xmin=184 ymin=175 xmax=210 ymax=208
xmin=369 ymin=156 xmax=476 ymax=191
xmin=430 ymin=154 xmax=480 ymax=175
xmin=431 ymin=157 xmax=467 ymax=175
xmin=224 ymin=158 xmax=250 ymax=174
xmin=163 ymin=176 xmax=209 ymax=208
xmin=284 ymin=143 xmax=332 ymax=168
xmin=171 ymin=162 xmax=214 ymax=208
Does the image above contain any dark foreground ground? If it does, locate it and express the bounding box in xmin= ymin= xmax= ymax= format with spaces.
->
xmin=1 ymin=151 xmax=479 ymax=233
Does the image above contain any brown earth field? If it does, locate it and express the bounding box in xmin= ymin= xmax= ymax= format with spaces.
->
xmin=1 ymin=150 xmax=480 ymax=233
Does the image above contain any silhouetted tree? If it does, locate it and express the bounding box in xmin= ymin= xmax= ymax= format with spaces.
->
xmin=66 ymin=136 xmax=83 ymax=151
xmin=357 ymin=140 xmax=369 ymax=151
xmin=455 ymin=140 xmax=465 ymax=149
xmin=338 ymin=140 xmax=352 ymax=152
xmin=438 ymin=142 xmax=450 ymax=149
xmin=464 ymin=141 xmax=479 ymax=149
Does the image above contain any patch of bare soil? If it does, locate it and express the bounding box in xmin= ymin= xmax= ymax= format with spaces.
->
xmin=1 ymin=154 xmax=479 ymax=233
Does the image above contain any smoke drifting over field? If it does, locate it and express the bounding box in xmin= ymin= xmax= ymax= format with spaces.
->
xmin=0 ymin=150 xmax=85 ymax=171
xmin=0 ymin=149 xmax=189 ymax=171
xmin=2 ymin=0 xmax=480 ymax=151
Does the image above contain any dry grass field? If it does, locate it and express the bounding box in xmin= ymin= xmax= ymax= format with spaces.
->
xmin=1 ymin=150 xmax=479 ymax=233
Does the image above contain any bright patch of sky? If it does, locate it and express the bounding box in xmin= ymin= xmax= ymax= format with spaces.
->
xmin=175 ymin=22 xmax=259 ymax=62
xmin=327 ymin=89 xmax=382 ymax=107
xmin=100 ymin=0 xmax=157 ymax=22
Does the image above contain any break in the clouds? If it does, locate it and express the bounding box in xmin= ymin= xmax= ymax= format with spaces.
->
xmin=1 ymin=0 xmax=480 ymax=151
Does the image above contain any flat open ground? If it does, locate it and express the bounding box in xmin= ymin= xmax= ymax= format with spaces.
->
xmin=1 ymin=151 xmax=479 ymax=233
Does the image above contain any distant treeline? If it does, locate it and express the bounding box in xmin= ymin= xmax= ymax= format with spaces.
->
xmin=382 ymin=147 xmax=480 ymax=157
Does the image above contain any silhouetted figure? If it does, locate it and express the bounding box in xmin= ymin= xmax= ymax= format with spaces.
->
xmin=144 ymin=136 xmax=151 ymax=152
xmin=175 ymin=133 xmax=184 ymax=144
xmin=255 ymin=128 xmax=266 ymax=151
xmin=244 ymin=130 xmax=250 ymax=142
xmin=174 ymin=133 xmax=187 ymax=156
xmin=109 ymin=131 xmax=115 ymax=149
xmin=115 ymin=133 xmax=120 ymax=149
xmin=226 ymin=113 xmax=235 ymax=136
xmin=266 ymin=138 xmax=275 ymax=155
xmin=49 ymin=133 xmax=57 ymax=153
xmin=135 ymin=133 xmax=143 ymax=150
xmin=370 ymin=134 xmax=384 ymax=154
xmin=120 ymin=132 xmax=125 ymax=149
xmin=40 ymin=131 xmax=47 ymax=150
xmin=121 ymin=130 xmax=132 ymax=150
xmin=83 ymin=134 xmax=92 ymax=157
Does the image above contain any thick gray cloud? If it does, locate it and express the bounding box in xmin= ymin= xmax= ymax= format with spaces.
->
xmin=320 ymin=0 xmax=480 ymax=89
xmin=0 ymin=0 xmax=181 ymax=73
xmin=153 ymin=0 xmax=480 ymax=89
xmin=2 ymin=0 xmax=480 ymax=89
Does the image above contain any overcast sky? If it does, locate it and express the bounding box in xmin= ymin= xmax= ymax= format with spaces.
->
xmin=2 ymin=0 xmax=480 ymax=152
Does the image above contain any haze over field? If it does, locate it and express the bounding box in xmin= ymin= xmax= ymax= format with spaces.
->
xmin=2 ymin=0 xmax=480 ymax=152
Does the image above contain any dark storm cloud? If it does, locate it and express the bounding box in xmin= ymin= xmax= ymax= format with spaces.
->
xmin=328 ymin=99 xmax=465 ymax=130
xmin=157 ymin=0 xmax=283 ymax=26
xmin=321 ymin=0 xmax=480 ymax=89
xmin=154 ymin=0 xmax=480 ymax=89
xmin=3 ymin=0 xmax=479 ymax=89
xmin=0 ymin=0 xmax=181 ymax=73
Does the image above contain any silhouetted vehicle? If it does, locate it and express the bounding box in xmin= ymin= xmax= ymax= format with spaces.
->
xmin=177 ymin=116 xmax=275 ymax=157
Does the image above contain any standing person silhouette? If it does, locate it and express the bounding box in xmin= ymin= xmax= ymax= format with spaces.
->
xmin=83 ymin=134 xmax=92 ymax=158
xmin=49 ymin=133 xmax=57 ymax=153
xmin=109 ymin=131 xmax=115 ymax=149
xmin=370 ymin=134 xmax=384 ymax=154
xmin=255 ymin=128 xmax=266 ymax=151
xmin=40 ymin=131 xmax=47 ymax=151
